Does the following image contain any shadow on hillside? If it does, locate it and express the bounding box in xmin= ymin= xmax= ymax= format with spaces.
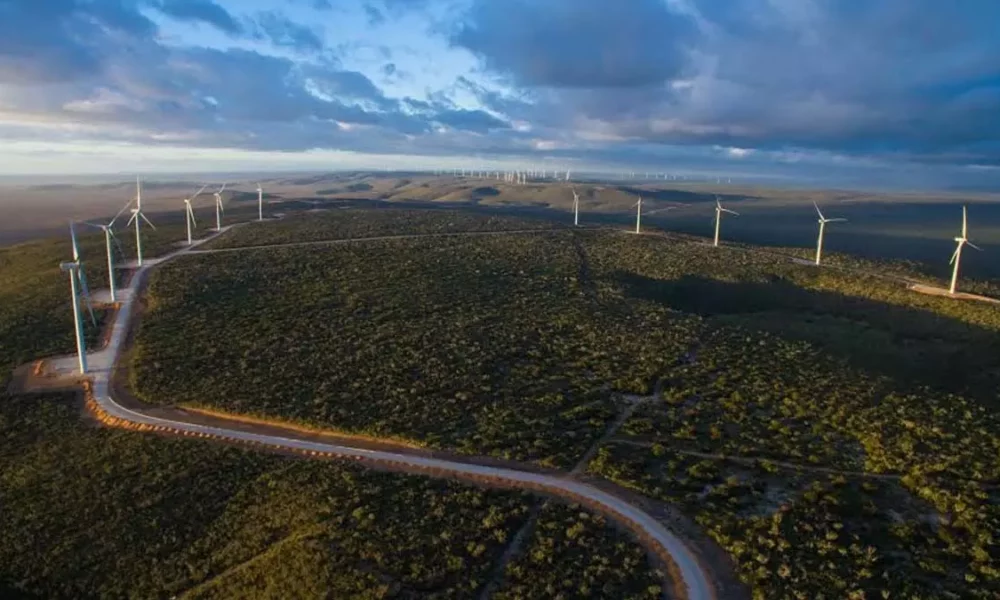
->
xmin=613 ymin=271 xmax=1000 ymax=406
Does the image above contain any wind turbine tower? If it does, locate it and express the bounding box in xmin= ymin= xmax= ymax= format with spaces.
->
xmin=949 ymin=205 xmax=982 ymax=295
xmin=257 ymin=183 xmax=264 ymax=221
xmin=61 ymin=223 xmax=97 ymax=374
xmin=635 ymin=197 xmax=643 ymax=234
xmin=572 ymin=189 xmax=580 ymax=226
xmin=82 ymin=202 xmax=130 ymax=302
xmin=183 ymin=185 xmax=207 ymax=245
xmin=213 ymin=184 xmax=227 ymax=231
xmin=713 ymin=197 xmax=739 ymax=247
xmin=813 ymin=203 xmax=847 ymax=265
xmin=127 ymin=178 xmax=155 ymax=266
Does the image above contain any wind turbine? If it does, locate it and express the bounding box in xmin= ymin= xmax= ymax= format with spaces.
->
xmin=183 ymin=185 xmax=208 ymax=245
xmin=949 ymin=205 xmax=982 ymax=295
xmin=257 ymin=183 xmax=264 ymax=221
xmin=81 ymin=202 xmax=130 ymax=303
xmin=572 ymin=189 xmax=580 ymax=226
xmin=813 ymin=202 xmax=847 ymax=265
xmin=61 ymin=222 xmax=97 ymax=374
xmin=713 ymin=196 xmax=739 ymax=247
xmin=565 ymin=169 xmax=571 ymax=182
xmin=126 ymin=178 xmax=156 ymax=266
xmin=633 ymin=198 xmax=676 ymax=234
xmin=213 ymin=183 xmax=227 ymax=231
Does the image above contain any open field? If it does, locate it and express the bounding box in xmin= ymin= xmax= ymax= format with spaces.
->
xmin=0 ymin=224 xmax=677 ymax=599
xmin=125 ymin=207 xmax=1000 ymax=598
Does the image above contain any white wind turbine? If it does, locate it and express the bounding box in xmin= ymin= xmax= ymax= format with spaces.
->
xmin=126 ymin=178 xmax=156 ymax=266
xmin=62 ymin=222 xmax=98 ymax=374
xmin=713 ymin=196 xmax=739 ymax=247
xmin=949 ymin=205 xmax=982 ymax=295
xmin=572 ymin=188 xmax=580 ymax=226
xmin=81 ymin=201 xmax=130 ymax=303
xmin=813 ymin=202 xmax=847 ymax=265
xmin=213 ymin=183 xmax=227 ymax=231
xmin=184 ymin=185 xmax=208 ymax=245
xmin=257 ymin=182 xmax=264 ymax=221
xmin=633 ymin=197 xmax=676 ymax=234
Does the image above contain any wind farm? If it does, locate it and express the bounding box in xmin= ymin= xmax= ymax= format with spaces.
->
xmin=3 ymin=1 xmax=1000 ymax=598
xmin=3 ymin=170 xmax=1000 ymax=600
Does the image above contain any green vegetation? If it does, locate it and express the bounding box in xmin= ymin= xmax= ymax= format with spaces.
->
xmin=495 ymin=502 xmax=666 ymax=599
xmin=588 ymin=443 xmax=999 ymax=599
xmin=134 ymin=232 xmax=697 ymax=467
xmin=133 ymin=210 xmax=1000 ymax=597
xmin=203 ymin=208 xmax=561 ymax=250
xmin=1 ymin=394 xmax=531 ymax=598
xmin=1 ymin=222 xmax=667 ymax=598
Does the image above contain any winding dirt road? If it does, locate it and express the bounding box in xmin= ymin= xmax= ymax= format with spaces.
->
xmin=51 ymin=223 xmax=717 ymax=600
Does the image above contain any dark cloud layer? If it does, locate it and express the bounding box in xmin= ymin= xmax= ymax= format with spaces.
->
xmin=150 ymin=0 xmax=244 ymax=35
xmin=0 ymin=0 xmax=998 ymax=184
xmin=451 ymin=0 xmax=1000 ymax=168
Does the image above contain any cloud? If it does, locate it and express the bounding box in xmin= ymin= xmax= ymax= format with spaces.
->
xmin=252 ymin=11 xmax=325 ymax=53
xmin=0 ymin=0 xmax=157 ymax=83
xmin=364 ymin=4 xmax=386 ymax=26
xmin=451 ymin=0 xmax=696 ymax=88
xmin=148 ymin=0 xmax=244 ymax=36
xmin=449 ymin=0 xmax=1000 ymax=168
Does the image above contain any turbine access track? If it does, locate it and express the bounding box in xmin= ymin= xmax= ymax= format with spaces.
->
xmin=46 ymin=223 xmax=717 ymax=600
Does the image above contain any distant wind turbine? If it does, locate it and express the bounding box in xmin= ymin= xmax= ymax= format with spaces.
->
xmin=81 ymin=202 xmax=130 ymax=303
xmin=572 ymin=189 xmax=580 ymax=226
xmin=183 ymin=185 xmax=208 ymax=245
xmin=213 ymin=183 xmax=227 ymax=231
xmin=126 ymin=178 xmax=155 ymax=266
xmin=713 ymin=196 xmax=739 ymax=247
xmin=949 ymin=205 xmax=982 ymax=295
xmin=257 ymin=183 xmax=264 ymax=221
xmin=813 ymin=202 xmax=847 ymax=265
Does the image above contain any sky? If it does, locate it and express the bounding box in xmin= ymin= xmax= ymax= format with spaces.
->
xmin=1 ymin=0 xmax=999 ymax=189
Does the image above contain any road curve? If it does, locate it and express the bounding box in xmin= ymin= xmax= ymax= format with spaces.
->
xmin=81 ymin=224 xmax=716 ymax=600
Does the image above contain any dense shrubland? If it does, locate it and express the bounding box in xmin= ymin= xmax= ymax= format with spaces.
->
xmin=133 ymin=212 xmax=1000 ymax=597
xmin=134 ymin=232 xmax=698 ymax=467
xmin=0 ymin=224 xmax=664 ymax=598
xmin=204 ymin=208 xmax=561 ymax=249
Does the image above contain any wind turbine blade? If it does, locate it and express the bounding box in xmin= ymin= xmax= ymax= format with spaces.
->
xmin=723 ymin=209 xmax=740 ymax=216
xmin=950 ymin=245 xmax=961 ymax=265
xmin=69 ymin=222 xmax=81 ymax=262
xmin=110 ymin=232 xmax=126 ymax=259
xmin=191 ymin=184 xmax=209 ymax=201
xmin=77 ymin=268 xmax=97 ymax=326
xmin=108 ymin=200 xmax=132 ymax=228
xmin=188 ymin=205 xmax=197 ymax=228
xmin=140 ymin=212 xmax=157 ymax=230
xmin=968 ymin=241 xmax=984 ymax=252
xmin=126 ymin=212 xmax=138 ymax=228
xmin=962 ymin=205 xmax=968 ymax=238
xmin=827 ymin=218 xmax=847 ymax=223
xmin=715 ymin=196 xmax=722 ymax=209
xmin=814 ymin=202 xmax=825 ymax=221
xmin=219 ymin=183 xmax=227 ymax=193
